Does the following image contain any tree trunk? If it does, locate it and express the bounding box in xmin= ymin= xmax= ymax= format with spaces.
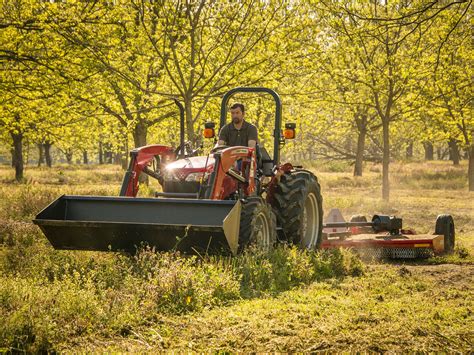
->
xmin=25 ymin=141 xmax=30 ymax=166
xmin=99 ymin=142 xmax=104 ymax=164
xmin=448 ymin=139 xmax=460 ymax=165
xmin=382 ymin=119 xmax=390 ymax=201
xmin=102 ymin=143 xmax=113 ymax=164
xmin=105 ymin=151 xmax=113 ymax=164
xmin=11 ymin=132 xmax=24 ymax=182
xmin=184 ymin=98 xmax=195 ymax=144
xmin=423 ymin=141 xmax=434 ymax=160
xmin=133 ymin=122 xmax=148 ymax=183
xmin=406 ymin=142 xmax=413 ymax=159
xmin=121 ymin=140 xmax=129 ymax=170
xmin=121 ymin=153 xmax=128 ymax=170
xmin=354 ymin=128 xmax=366 ymax=176
xmin=44 ymin=142 xmax=52 ymax=167
xmin=469 ymin=145 xmax=474 ymax=191
xmin=438 ymin=146 xmax=449 ymax=160
xmin=65 ymin=149 xmax=73 ymax=164
xmin=113 ymin=152 xmax=122 ymax=165
xmin=83 ymin=150 xmax=88 ymax=164
xmin=37 ymin=143 xmax=45 ymax=167
xmin=133 ymin=121 xmax=147 ymax=148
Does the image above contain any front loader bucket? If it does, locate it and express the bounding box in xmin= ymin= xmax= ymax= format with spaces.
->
xmin=33 ymin=195 xmax=241 ymax=254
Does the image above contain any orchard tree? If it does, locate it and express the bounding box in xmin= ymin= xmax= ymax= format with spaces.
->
xmin=41 ymin=0 xmax=176 ymax=149
xmin=137 ymin=0 xmax=301 ymax=143
xmin=314 ymin=0 xmax=467 ymax=200
xmin=426 ymin=4 xmax=473 ymax=189
xmin=0 ymin=0 xmax=72 ymax=179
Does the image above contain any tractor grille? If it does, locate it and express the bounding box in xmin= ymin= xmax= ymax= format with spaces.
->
xmin=357 ymin=247 xmax=434 ymax=260
xmin=163 ymin=181 xmax=200 ymax=193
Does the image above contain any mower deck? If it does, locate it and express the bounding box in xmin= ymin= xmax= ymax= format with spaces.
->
xmin=321 ymin=232 xmax=444 ymax=258
xmin=320 ymin=208 xmax=453 ymax=259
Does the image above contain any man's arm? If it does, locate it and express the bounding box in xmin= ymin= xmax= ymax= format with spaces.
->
xmin=215 ymin=125 xmax=228 ymax=148
xmin=248 ymin=124 xmax=258 ymax=149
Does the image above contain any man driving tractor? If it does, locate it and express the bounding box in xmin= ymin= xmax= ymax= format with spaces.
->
xmin=217 ymin=103 xmax=258 ymax=148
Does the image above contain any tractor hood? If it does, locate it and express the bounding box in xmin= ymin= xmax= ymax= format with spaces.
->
xmin=165 ymin=155 xmax=215 ymax=171
xmin=163 ymin=155 xmax=215 ymax=184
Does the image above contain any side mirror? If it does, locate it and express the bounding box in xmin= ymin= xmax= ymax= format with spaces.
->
xmin=204 ymin=122 xmax=215 ymax=139
xmin=283 ymin=123 xmax=296 ymax=139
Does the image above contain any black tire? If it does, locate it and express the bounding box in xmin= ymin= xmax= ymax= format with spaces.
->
xmin=239 ymin=196 xmax=277 ymax=252
xmin=435 ymin=214 xmax=455 ymax=254
xmin=272 ymin=170 xmax=323 ymax=249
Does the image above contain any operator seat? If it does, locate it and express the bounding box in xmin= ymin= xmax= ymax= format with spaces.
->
xmin=255 ymin=144 xmax=274 ymax=176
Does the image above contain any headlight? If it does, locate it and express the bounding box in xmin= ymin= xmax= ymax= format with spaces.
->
xmin=185 ymin=172 xmax=204 ymax=182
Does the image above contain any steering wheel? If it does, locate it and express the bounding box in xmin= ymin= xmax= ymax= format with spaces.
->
xmin=175 ymin=141 xmax=193 ymax=157
xmin=210 ymin=145 xmax=229 ymax=153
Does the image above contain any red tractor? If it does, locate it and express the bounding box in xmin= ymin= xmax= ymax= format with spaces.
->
xmin=35 ymin=88 xmax=323 ymax=254
xmin=35 ymin=87 xmax=454 ymax=258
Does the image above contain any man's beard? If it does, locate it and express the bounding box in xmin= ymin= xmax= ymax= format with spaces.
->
xmin=232 ymin=117 xmax=242 ymax=124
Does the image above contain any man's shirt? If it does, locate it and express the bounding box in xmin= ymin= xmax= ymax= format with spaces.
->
xmin=218 ymin=120 xmax=258 ymax=147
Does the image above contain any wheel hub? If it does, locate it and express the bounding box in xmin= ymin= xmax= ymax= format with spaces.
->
xmin=300 ymin=192 xmax=320 ymax=248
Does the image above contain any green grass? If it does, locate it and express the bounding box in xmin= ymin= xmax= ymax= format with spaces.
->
xmin=0 ymin=160 xmax=473 ymax=352
xmin=48 ymin=264 xmax=473 ymax=352
xmin=0 ymin=241 xmax=363 ymax=351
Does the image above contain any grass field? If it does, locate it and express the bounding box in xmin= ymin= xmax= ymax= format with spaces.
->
xmin=0 ymin=160 xmax=472 ymax=352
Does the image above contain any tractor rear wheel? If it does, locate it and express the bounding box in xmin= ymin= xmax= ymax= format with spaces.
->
xmin=273 ymin=170 xmax=323 ymax=249
xmin=239 ymin=196 xmax=276 ymax=252
xmin=435 ymin=214 xmax=455 ymax=254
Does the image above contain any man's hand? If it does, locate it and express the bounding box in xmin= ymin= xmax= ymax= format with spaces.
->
xmin=248 ymin=140 xmax=256 ymax=149
xmin=214 ymin=139 xmax=226 ymax=149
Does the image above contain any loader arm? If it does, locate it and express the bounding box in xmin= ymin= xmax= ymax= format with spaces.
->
xmin=207 ymin=146 xmax=257 ymax=200
xmin=120 ymin=144 xmax=176 ymax=197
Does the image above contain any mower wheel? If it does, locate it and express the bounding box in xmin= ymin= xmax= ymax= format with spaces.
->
xmin=239 ymin=196 xmax=276 ymax=252
xmin=273 ymin=170 xmax=323 ymax=249
xmin=435 ymin=214 xmax=455 ymax=254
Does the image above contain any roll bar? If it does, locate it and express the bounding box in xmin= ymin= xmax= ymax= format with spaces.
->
xmin=219 ymin=87 xmax=283 ymax=164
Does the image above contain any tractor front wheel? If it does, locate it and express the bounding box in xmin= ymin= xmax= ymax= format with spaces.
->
xmin=238 ymin=196 xmax=277 ymax=252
